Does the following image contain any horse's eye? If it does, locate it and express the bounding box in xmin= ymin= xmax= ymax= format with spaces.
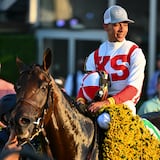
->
xmin=41 ymin=85 xmax=47 ymax=92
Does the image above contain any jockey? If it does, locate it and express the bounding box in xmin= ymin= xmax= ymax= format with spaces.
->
xmin=77 ymin=71 xmax=111 ymax=129
xmin=77 ymin=5 xmax=146 ymax=132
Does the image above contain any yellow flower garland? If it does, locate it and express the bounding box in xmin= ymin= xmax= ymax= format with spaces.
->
xmin=101 ymin=104 xmax=160 ymax=160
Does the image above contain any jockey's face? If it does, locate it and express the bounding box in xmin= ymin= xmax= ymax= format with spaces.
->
xmin=103 ymin=22 xmax=129 ymax=42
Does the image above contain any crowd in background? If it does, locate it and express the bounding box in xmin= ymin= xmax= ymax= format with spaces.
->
xmin=0 ymin=2 xmax=160 ymax=159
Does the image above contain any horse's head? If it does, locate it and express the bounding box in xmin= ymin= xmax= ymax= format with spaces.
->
xmin=9 ymin=48 xmax=53 ymax=145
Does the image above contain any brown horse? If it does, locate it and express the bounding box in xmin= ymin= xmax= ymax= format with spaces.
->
xmin=9 ymin=48 xmax=99 ymax=160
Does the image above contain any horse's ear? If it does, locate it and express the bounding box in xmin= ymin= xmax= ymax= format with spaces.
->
xmin=16 ymin=57 xmax=26 ymax=73
xmin=43 ymin=48 xmax=52 ymax=72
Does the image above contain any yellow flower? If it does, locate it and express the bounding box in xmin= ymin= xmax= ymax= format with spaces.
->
xmin=101 ymin=104 xmax=160 ymax=159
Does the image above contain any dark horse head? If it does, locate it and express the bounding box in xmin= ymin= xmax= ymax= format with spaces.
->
xmin=9 ymin=48 xmax=99 ymax=160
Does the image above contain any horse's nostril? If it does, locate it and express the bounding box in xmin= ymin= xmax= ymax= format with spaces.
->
xmin=19 ymin=117 xmax=30 ymax=126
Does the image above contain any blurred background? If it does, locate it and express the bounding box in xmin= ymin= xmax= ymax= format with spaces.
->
xmin=0 ymin=0 xmax=160 ymax=102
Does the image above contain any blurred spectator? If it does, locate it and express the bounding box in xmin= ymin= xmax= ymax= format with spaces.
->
xmin=0 ymin=63 xmax=16 ymax=99
xmin=138 ymin=74 xmax=160 ymax=115
xmin=0 ymin=94 xmax=16 ymax=152
xmin=0 ymin=94 xmax=41 ymax=160
xmin=64 ymin=59 xmax=85 ymax=98
xmin=0 ymin=95 xmax=18 ymax=160
xmin=147 ymin=54 xmax=160 ymax=98
xmin=0 ymin=79 xmax=16 ymax=99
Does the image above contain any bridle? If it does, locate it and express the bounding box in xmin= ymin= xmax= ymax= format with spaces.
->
xmin=13 ymin=65 xmax=54 ymax=159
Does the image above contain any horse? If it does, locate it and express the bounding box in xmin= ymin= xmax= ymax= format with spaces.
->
xmin=8 ymin=48 xmax=160 ymax=159
xmin=9 ymin=48 xmax=99 ymax=160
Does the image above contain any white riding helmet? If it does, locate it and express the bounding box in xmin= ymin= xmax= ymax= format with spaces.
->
xmin=81 ymin=71 xmax=109 ymax=102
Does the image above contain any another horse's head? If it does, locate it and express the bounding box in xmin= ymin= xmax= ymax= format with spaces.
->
xmin=9 ymin=48 xmax=53 ymax=144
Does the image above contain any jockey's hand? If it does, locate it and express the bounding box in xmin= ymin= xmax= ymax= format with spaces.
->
xmin=88 ymin=100 xmax=110 ymax=113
